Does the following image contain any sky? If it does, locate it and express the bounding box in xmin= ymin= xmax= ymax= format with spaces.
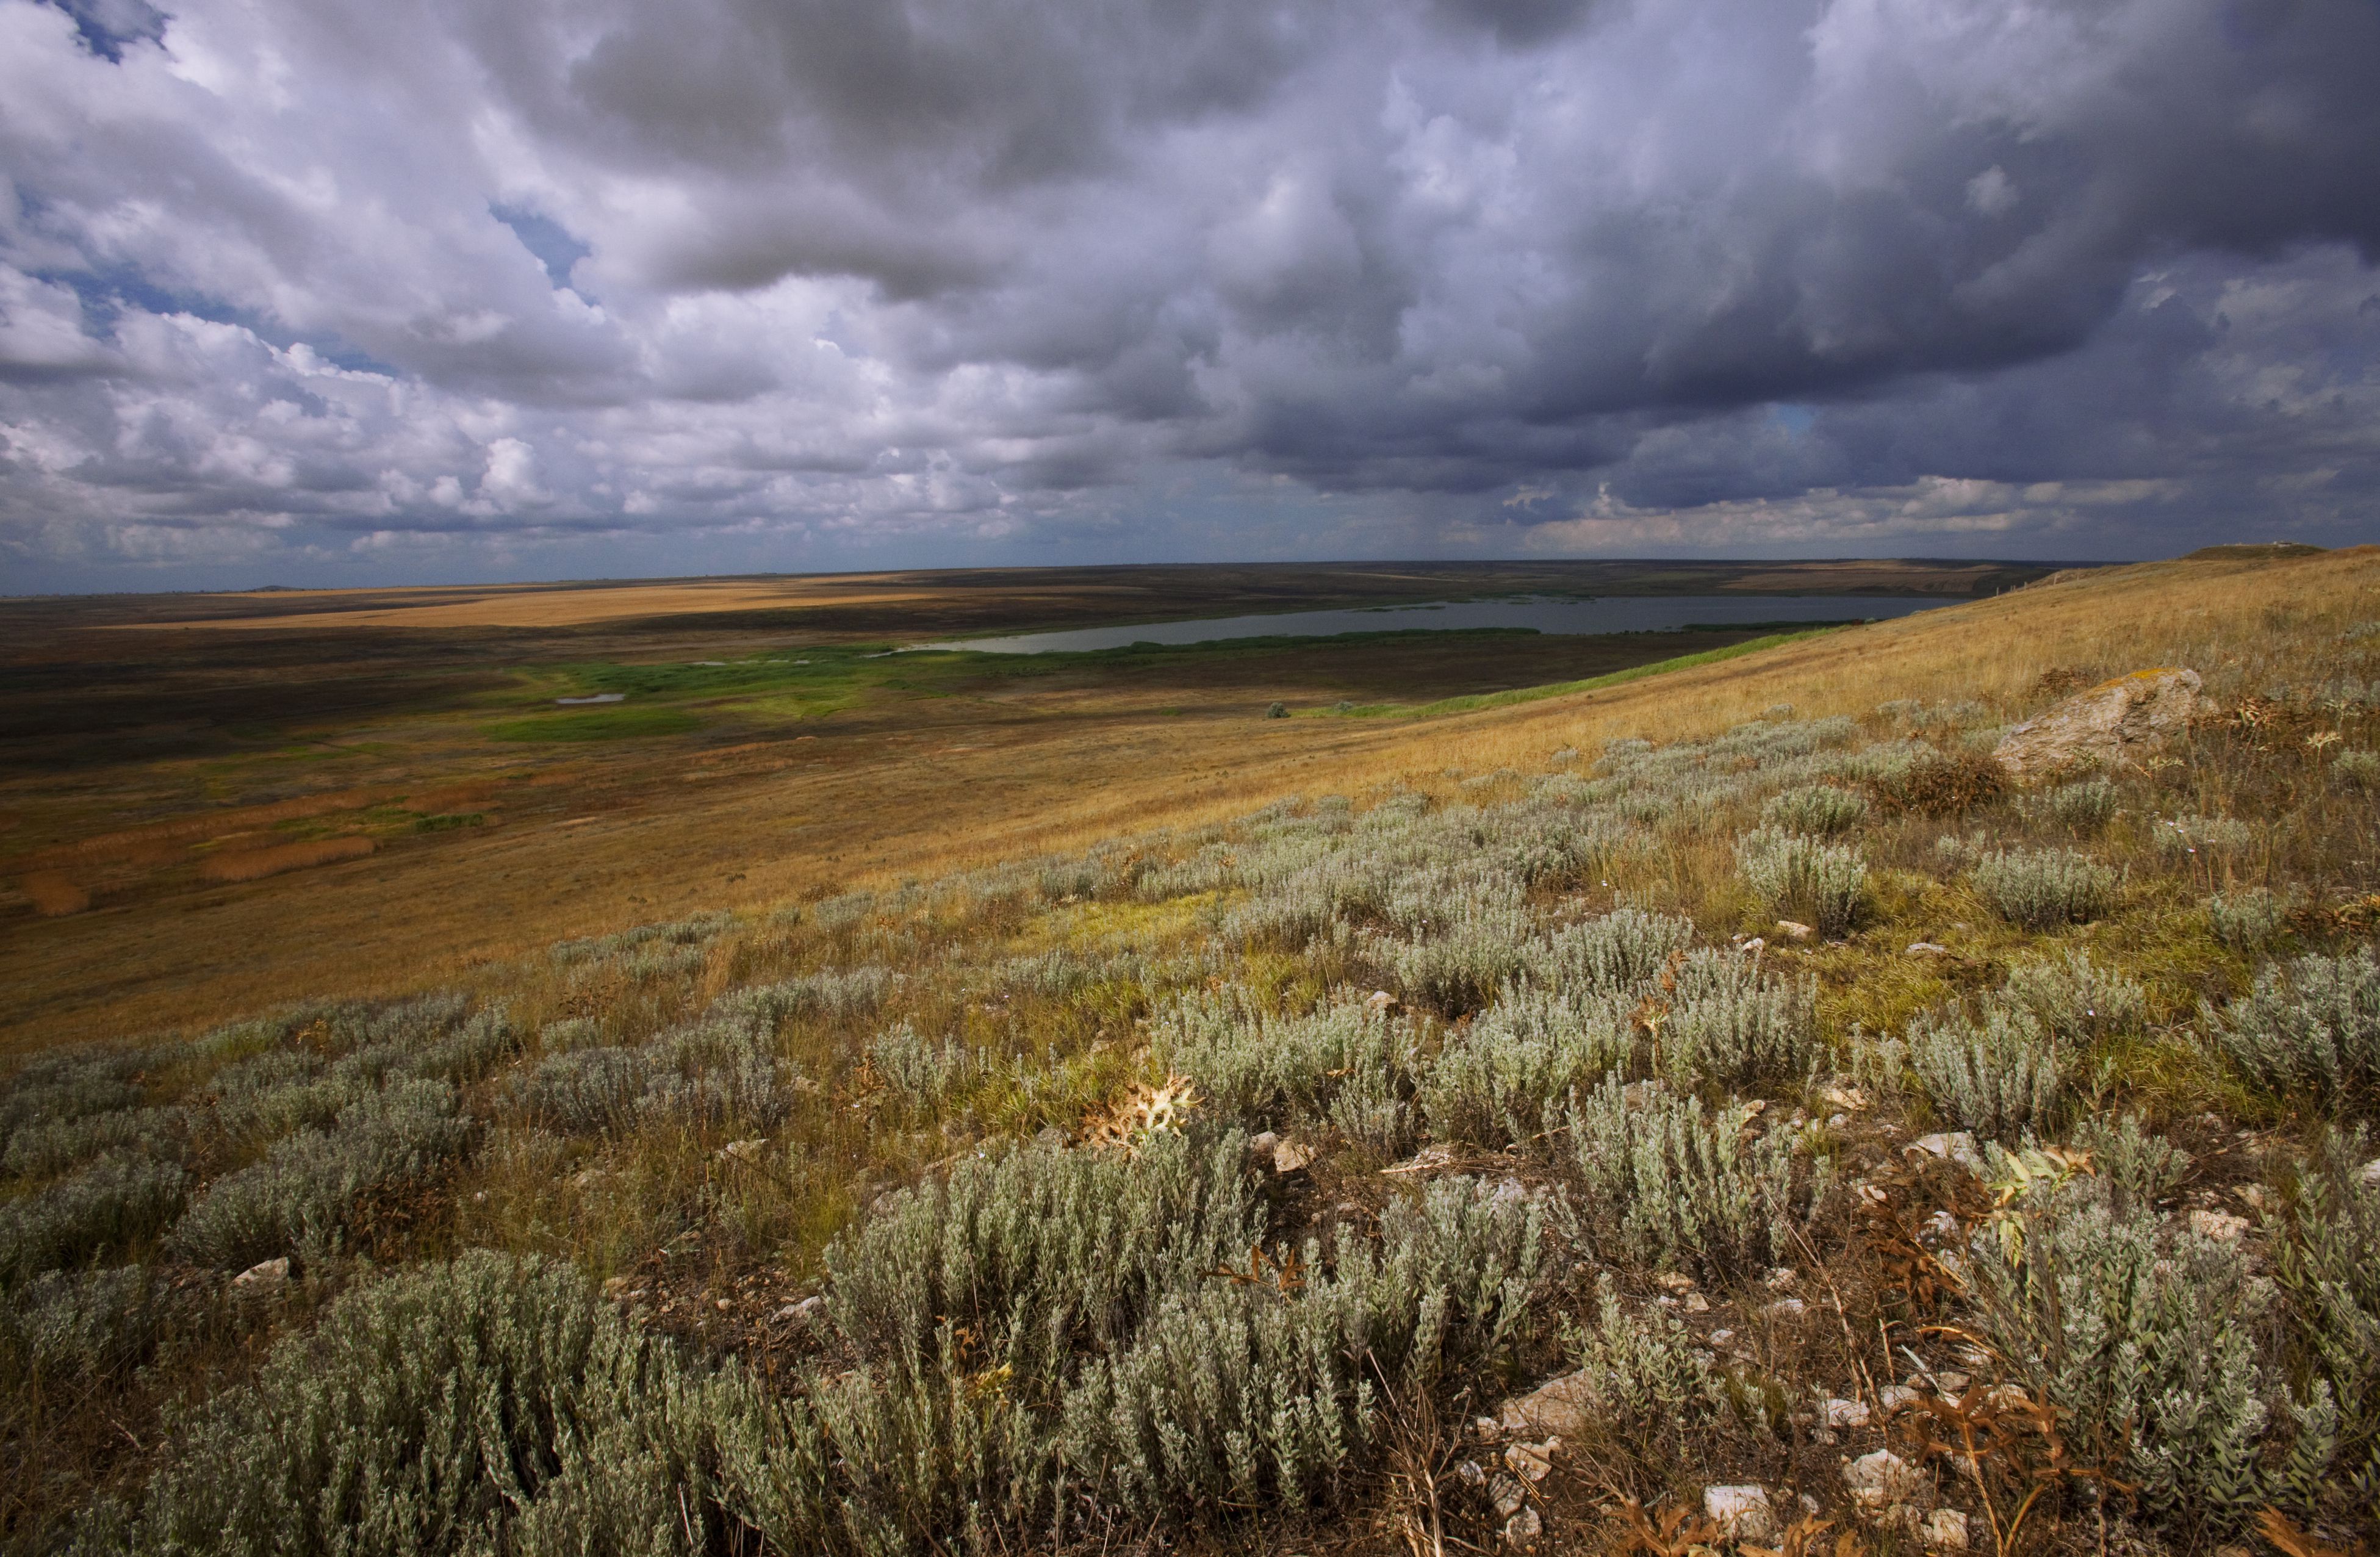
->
xmin=2 ymin=0 xmax=2378 ymax=592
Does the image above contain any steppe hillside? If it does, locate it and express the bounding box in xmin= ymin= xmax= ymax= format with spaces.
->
xmin=2 ymin=547 xmax=2376 ymax=1557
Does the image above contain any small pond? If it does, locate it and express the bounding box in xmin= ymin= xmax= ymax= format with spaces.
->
xmin=910 ymin=594 xmax=1958 ymax=655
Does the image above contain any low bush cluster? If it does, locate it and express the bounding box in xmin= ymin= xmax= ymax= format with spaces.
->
xmin=1733 ymin=825 xmax=1868 ymax=937
xmin=1972 ymin=847 xmax=2118 ymax=928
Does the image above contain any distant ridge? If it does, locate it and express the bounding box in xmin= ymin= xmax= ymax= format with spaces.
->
xmin=2183 ymin=541 xmax=2325 ymax=560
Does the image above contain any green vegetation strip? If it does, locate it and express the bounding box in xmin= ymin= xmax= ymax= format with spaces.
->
xmin=484 ymin=707 xmax=704 ymax=743
xmin=1321 ymin=625 xmax=1847 ymax=718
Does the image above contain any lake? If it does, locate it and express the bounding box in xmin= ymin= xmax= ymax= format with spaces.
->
xmin=911 ymin=594 xmax=1958 ymax=654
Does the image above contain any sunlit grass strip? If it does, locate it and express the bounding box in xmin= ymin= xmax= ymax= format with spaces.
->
xmin=1320 ymin=625 xmax=1847 ymax=719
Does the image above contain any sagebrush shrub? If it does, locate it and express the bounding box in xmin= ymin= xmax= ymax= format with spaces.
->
xmin=1558 ymin=1275 xmax=1728 ymax=1439
xmin=4 ymin=1106 xmax=188 ymax=1180
xmin=1905 ymin=1004 xmax=2063 ymax=1139
xmin=1566 ymin=1077 xmax=1814 ymax=1281
xmin=1417 ymin=986 xmax=1630 ymax=1149
xmin=1999 ymin=951 xmax=2149 ymax=1045
xmin=1657 ymin=950 xmax=1822 ymax=1087
xmin=867 ymin=1022 xmax=990 ymax=1120
xmin=1760 ymin=784 xmax=1868 ymax=836
xmin=2046 ymin=777 xmax=2118 ymax=833
xmin=1522 ymin=909 xmax=1694 ymax=995
xmin=2 ymin=1267 xmax=167 ymax=1380
xmin=1966 ymin=1175 xmax=2278 ymax=1529
xmin=1365 ymin=896 xmax=1534 ymax=1014
xmin=2207 ymin=948 xmax=2380 ymax=1107
xmin=169 ymin=1081 xmax=471 ymax=1268
xmin=1972 ymin=847 xmax=2117 ymax=929
xmin=114 ymin=1251 xmax=755 ymax=1555
xmin=2070 ymin=1113 xmax=2190 ymax=1215
xmin=2273 ymin=1131 xmax=2380 ymax=1518
xmin=1733 ymin=825 xmax=1867 ymax=937
xmin=0 ymin=1156 xmax=187 ymax=1285
xmin=508 ymin=1047 xmax=646 ymax=1134
xmin=2208 ymin=888 xmax=2292 ymax=953
xmin=1156 ymin=989 xmax=1414 ymax=1131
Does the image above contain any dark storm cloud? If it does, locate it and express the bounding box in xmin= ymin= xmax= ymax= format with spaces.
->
xmin=1 ymin=0 xmax=2376 ymax=586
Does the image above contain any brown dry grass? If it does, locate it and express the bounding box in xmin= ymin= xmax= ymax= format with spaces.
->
xmin=2 ymin=548 xmax=2365 ymax=1050
xmin=197 ymin=836 xmax=376 ymax=883
xmin=16 ymin=869 xmax=89 ymax=916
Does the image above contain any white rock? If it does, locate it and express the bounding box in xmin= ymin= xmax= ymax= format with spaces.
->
xmin=1497 ymin=1370 xmax=1601 ymax=1439
xmin=2190 ymin=1207 xmax=2251 ymax=1242
xmin=1458 ymin=1459 xmax=1486 ymax=1486
xmin=717 ymin=1137 xmax=768 ymax=1163
xmin=1843 ymin=1449 xmax=1928 ymax=1512
xmin=1824 ymin=1085 xmax=1870 ymax=1112
xmin=1683 ymin=1292 xmax=1710 ymax=1313
xmin=1504 ymin=1439 xmax=1557 ymax=1482
xmin=1823 ymin=1398 xmax=1871 ymax=1428
xmin=1765 ymin=1266 xmax=1799 ymax=1290
xmin=233 ymin=1256 xmax=290 ymax=1291
xmin=1924 ymin=1509 xmax=1971 ymax=1550
xmin=2360 ymin=1156 xmax=2380 ymax=1188
xmin=1776 ymin=919 xmax=1816 ymax=941
xmin=1368 ymin=990 xmax=1399 ymax=1010
xmin=1911 ymin=1132 xmax=1982 ymax=1171
xmin=1878 ymin=1385 xmax=1923 ymax=1414
xmin=1767 ymin=1297 xmax=1808 ymax=1317
xmin=1248 ymin=1131 xmax=1281 ymax=1162
xmin=1995 ymin=667 xmax=2203 ymax=781
xmin=1489 ymin=1471 xmax=1530 ymax=1519
xmin=1907 ymin=942 xmax=1950 ymax=956
xmin=1704 ymin=1485 xmax=1778 ymax=1544
xmin=1932 ymin=1371 xmax=1972 ymax=1395
xmin=1656 ymin=1271 xmax=1697 ymax=1293
xmin=1272 ymin=1138 xmax=1315 ymax=1174
xmin=1502 ymin=1506 xmax=1542 ymax=1548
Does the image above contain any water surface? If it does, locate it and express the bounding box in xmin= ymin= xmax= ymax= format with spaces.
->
xmin=913 ymin=594 xmax=1956 ymax=655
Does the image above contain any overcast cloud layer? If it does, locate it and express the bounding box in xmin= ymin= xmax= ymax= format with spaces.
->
xmin=2 ymin=0 xmax=2378 ymax=588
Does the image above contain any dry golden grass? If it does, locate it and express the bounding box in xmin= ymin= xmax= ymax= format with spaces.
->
xmin=2 ymin=548 xmax=2365 ymax=1051
xmin=196 ymin=836 xmax=377 ymax=883
xmin=156 ymin=578 xmax=942 ymax=630
xmin=16 ymin=869 xmax=89 ymax=916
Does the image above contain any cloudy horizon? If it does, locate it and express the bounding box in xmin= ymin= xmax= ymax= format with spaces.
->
xmin=3 ymin=0 xmax=2377 ymax=592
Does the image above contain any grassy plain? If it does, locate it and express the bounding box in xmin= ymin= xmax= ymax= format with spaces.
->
xmin=0 ymin=559 xmax=2024 ymax=1046
xmin=2 ymin=548 xmax=2379 ymax=1555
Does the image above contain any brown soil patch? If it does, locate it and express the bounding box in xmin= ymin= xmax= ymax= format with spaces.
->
xmin=18 ymin=871 xmax=90 ymax=916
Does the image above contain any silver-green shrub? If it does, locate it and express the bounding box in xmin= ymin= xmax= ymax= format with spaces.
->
xmin=508 ymin=1047 xmax=647 ymax=1135
xmin=4 ymin=1106 xmax=189 ymax=1180
xmin=169 ymin=1080 xmax=471 ymax=1268
xmin=2208 ymin=888 xmax=2291 ymax=953
xmin=1972 ymin=847 xmax=2117 ymax=929
xmin=1417 ymin=986 xmax=1630 ymax=1149
xmin=1965 ymin=1175 xmax=2276 ymax=1528
xmin=2206 ymin=947 xmax=2380 ymax=1106
xmin=1558 ymin=1275 xmax=1730 ymax=1438
xmin=1760 ymin=784 xmax=1869 ymax=836
xmin=868 ymin=1023 xmax=991 ymax=1121
xmin=0 ymin=1156 xmax=187 ymax=1284
xmin=1522 ymin=909 xmax=1694 ymax=996
xmin=1733 ymin=825 xmax=1867 ymax=937
xmin=1155 ymin=990 xmax=1415 ymax=1131
xmin=2 ymin=1267 xmax=167 ymax=1379
xmin=1999 ymin=950 xmax=2149 ymax=1046
xmin=2045 ymin=777 xmax=2118 ymax=833
xmin=1566 ymin=1077 xmax=1811 ymax=1281
xmin=2273 ymin=1131 xmax=2380 ymax=1518
xmin=1658 ymin=950 xmax=1822 ymax=1087
xmin=1364 ymin=896 xmax=1534 ymax=1014
xmin=1905 ymin=1005 xmax=2063 ymax=1139
xmin=115 ymin=1251 xmax=753 ymax=1555
xmin=2070 ymin=1113 xmax=2190 ymax=1215
xmin=2335 ymin=749 xmax=2380 ymax=792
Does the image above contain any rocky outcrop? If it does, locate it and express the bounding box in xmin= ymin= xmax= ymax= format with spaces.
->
xmin=1993 ymin=667 xmax=2202 ymax=780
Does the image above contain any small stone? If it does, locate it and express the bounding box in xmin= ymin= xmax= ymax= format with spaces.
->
xmin=234 ymin=1256 xmax=290 ymax=1291
xmin=1704 ymin=1486 xmax=1777 ymax=1544
xmin=1497 ymin=1370 xmax=1600 ymax=1439
xmin=2190 ymin=1207 xmax=2251 ymax=1241
xmin=1823 ymin=1398 xmax=1871 ymax=1428
xmin=1501 ymin=1506 xmax=1542 ymax=1548
xmin=1489 ymin=1471 xmax=1530 ymax=1519
xmin=1824 ymin=1085 xmax=1869 ymax=1112
xmin=2235 ymin=1184 xmax=2274 ymax=1215
xmin=1657 ymin=1271 xmax=1698 ymax=1293
xmin=1813 ymin=1428 xmax=1839 ymax=1446
xmin=1767 ymin=1297 xmax=1807 ymax=1317
xmin=1504 ymin=1439 xmax=1557 ymax=1482
xmin=1272 ymin=1139 xmax=1315 ymax=1174
xmin=1878 ymin=1385 xmax=1922 ymax=1414
xmin=2360 ymin=1157 xmax=2380 ymax=1188
xmin=717 ymin=1138 xmax=768 ymax=1163
xmin=1924 ymin=1509 xmax=1971 ymax=1550
xmin=1828 ymin=1113 xmax=1850 ymax=1129
xmin=1739 ymin=937 xmax=1767 ymax=952
xmin=1249 ymin=1131 xmax=1281 ymax=1162
xmin=1907 ymin=941 xmax=1950 ymax=956
xmin=1476 ymin=1416 xmax=1502 ymax=1438
xmin=1708 ymin=1329 xmax=1736 ymax=1347
xmin=1458 ymin=1459 xmax=1487 ymax=1486
xmin=1776 ymin=919 xmax=1816 ymax=941
xmin=1932 ymin=1371 xmax=1972 ymax=1395
xmin=603 ymin=1275 xmax=633 ymax=1299
xmin=1683 ymin=1292 xmax=1710 ymax=1313
xmin=713 ymin=1297 xmax=733 ymax=1312
xmin=1843 ymin=1449 xmax=1927 ymax=1512
xmin=1925 ymin=1210 xmax=1960 ymax=1240
xmin=1765 ymin=1267 xmax=1799 ymax=1290
xmin=1911 ymin=1132 xmax=1982 ymax=1171
xmin=1368 ymin=989 xmax=1398 ymax=1010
